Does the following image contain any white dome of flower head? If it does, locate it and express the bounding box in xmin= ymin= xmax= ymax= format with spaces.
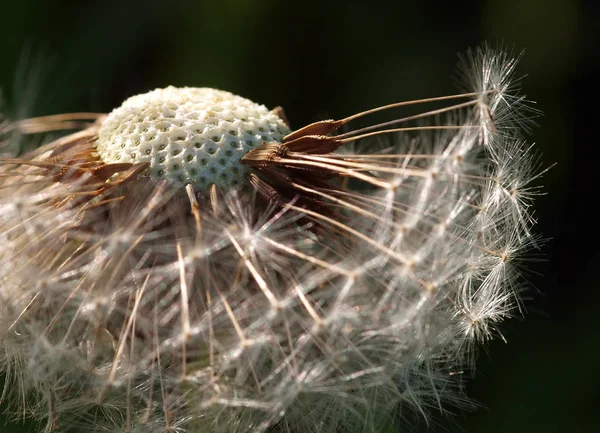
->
xmin=96 ymin=87 xmax=290 ymax=189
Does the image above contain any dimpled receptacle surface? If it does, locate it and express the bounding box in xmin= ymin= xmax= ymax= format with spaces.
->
xmin=96 ymin=87 xmax=290 ymax=189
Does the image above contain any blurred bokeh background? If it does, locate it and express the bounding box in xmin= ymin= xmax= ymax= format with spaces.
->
xmin=0 ymin=1 xmax=595 ymax=432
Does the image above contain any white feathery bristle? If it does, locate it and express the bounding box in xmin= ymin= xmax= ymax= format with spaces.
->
xmin=97 ymin=86 xmax=290 ymax=188
xmin=0 ymin=46 xmax=546 ymax=433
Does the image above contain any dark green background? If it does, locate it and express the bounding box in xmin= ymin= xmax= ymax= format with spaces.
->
xmin=1 ymin=1 xmax=596 ymax=432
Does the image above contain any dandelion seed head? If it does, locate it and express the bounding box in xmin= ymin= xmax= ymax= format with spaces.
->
xmin=97 ymin=86 xmax=290 ymax=189
xmin=0 ymin=46 xmax=547 ymax=433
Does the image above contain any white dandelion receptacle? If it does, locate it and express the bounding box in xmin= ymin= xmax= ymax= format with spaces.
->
xmin=97 ymin=87 xmax=290 ymax=188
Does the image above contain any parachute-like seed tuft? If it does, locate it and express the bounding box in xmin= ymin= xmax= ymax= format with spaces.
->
xmin=0 ymin=46 xmax=546 ymax=433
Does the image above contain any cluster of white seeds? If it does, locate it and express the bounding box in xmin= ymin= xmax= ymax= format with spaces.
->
xmin=97 ymin=87 xmax=290 ymax=189
xmin=0 ymin=47 xmax=542 ymax=433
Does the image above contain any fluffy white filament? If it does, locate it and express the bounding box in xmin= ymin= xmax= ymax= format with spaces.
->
xmin=0 ymin=46 xmax=543 ymax=433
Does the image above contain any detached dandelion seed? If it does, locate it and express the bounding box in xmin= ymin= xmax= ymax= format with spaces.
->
xmin=0 ymin=45 xmax=545 ymax=433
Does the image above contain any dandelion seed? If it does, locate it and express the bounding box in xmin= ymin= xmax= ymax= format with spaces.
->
xmin=0 ymin=45 xmax=545 ymax=433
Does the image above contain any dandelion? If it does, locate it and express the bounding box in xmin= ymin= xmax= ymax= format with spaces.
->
xmin=0 ymin=45 xmax=544 ymax=433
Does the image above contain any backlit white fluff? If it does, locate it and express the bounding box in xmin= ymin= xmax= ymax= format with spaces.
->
xmin=0 ymin=45 xmax=544 ymax=433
